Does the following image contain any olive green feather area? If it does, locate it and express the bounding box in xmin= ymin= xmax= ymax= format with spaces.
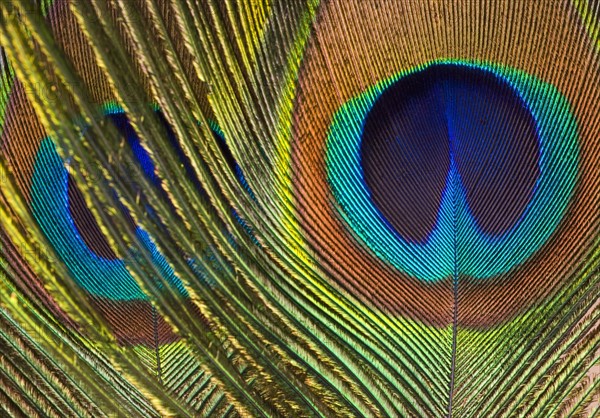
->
xmin=0 ymin=1 xmax=598 ymax=417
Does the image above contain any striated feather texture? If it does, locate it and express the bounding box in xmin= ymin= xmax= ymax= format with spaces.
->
xmin=0 ymin=0 xmax=599 ymax=416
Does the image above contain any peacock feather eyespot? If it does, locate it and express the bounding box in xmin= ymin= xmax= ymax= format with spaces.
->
xmin=27 ymin=103 xmax=256 ymax=345
xmin=327 ymin=61 xmax=579 ymax=282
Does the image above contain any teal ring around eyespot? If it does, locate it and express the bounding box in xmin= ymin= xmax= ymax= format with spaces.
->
xmin=30 ymin=104 xmax=196 ymax=301
xmin=31 ymin=138 xmax=173 ymax=301
xmin=326 ymin=60 xmax=579 ymax=282
xmin=30 ymin=103 xmax=255 ymax=300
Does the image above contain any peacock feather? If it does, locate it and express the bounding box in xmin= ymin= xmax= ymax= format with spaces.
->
xmin=0 ymin=0 xmax=598 ymax=416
